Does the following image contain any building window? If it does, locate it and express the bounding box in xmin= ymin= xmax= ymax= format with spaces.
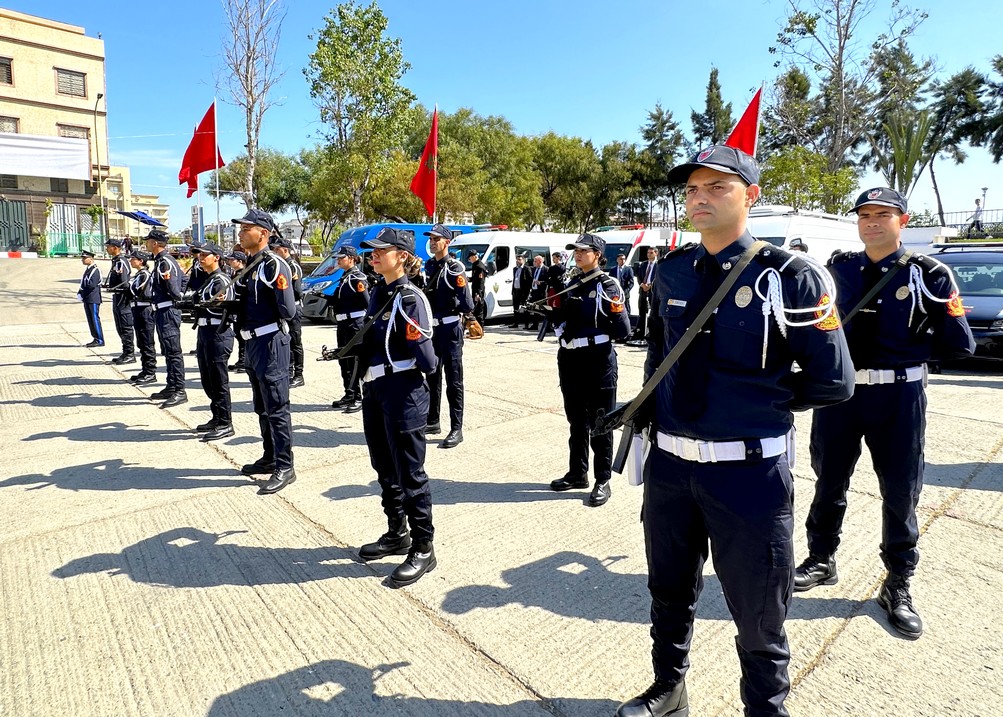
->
xmin=0 ymin=58 xmax=11 ymax=85
xmin=0 ymin=116 xmax=18 ymax=134
xmin=55 ymin=68 xmax=86 ymax=97
xmin=50 ymin=177 xmax=69 ymax=193
xmin=0 ymin=175 xmax=16 ymax=189
xmin=57 ymin=124 xmax=89 ymax=140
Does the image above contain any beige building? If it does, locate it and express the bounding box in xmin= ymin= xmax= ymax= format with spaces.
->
xmin=0 ymin=8 xmax=108 ymax=253
xmin=103 ymin=165 xmax=170 ymax=238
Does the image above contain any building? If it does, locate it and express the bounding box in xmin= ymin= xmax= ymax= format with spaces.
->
xmin=0 ymin=8 xmax=107 ymax=254
xmin=102 ymin=165 xmax=169 ymax=239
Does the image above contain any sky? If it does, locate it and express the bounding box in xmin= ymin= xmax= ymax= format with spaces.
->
xmin=12 ymin=0 xmax=1001 ymax=231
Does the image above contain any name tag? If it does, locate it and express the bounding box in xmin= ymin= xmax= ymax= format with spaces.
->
xmin=666 ymin=299 xmax=687 ymax=307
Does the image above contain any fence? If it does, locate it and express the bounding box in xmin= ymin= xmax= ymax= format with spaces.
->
xmin=45 ymin=232 xmax=107 ymax=257
xmin=939 ymin=207 xmax=1002 ymax=237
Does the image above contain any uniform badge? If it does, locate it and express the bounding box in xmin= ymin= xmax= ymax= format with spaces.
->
xmin=610 ymin=299 xmax=625 ymax=313
xmin=589 ymin=290 xmax=596 ymax=298
xmin=946 ymin=292 xmax=965 ymax=317
xmin=813 ymin=293 xmax=840 ymax=331
xmin=276 ymin=274 xmax=289 ymax=290
xmin=697 ymin=148 xmax=714 ymax=162
xmin=405 ymin=323 xmax=422 ymax=341
xmin=867 ymin=188 xmax=883 ymax=200
xmin=722 ymin=261 xmax=732 ymax=271
xmin=382 ymin=312 xmax=391 ymax=320
xmin=895 ymin=286 xmax=911 ymax=301
xmin=456 ymin=275 xmax=466 ymax=288
xmin=356 ymin=281 xmax=366 ymax=292
xmin=734 ymin=286 xmax=753 ymax=308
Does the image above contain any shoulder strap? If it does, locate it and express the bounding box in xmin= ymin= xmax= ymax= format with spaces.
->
xmin=841 ymin=251 xmax=912 ymax=326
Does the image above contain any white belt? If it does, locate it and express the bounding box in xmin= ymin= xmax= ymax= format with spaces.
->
xmin=240 ymin=323 xmax=280 ymax=340
xmin=560 ymin=334 xmax=610 ymax=350
xmin=335 ymin=310 xmax=366 ymax=321
xmin=655 ymin=431 xmax=787 ymax=464
xmin=362 ymin=363 xmax=417 ymax=383
xmin=197 ymin=317 xmax=223 ymax=326
xmin=133 ymin=301 xmax=151 ymax=307
xmin=433 ymin=315 xmax=461 ymax=326
xmin=154 ymin=300 xmax=174 ymax=309
xmin=855 ymin=366 xmax=925 ymax=385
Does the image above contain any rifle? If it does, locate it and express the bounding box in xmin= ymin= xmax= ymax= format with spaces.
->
xmin=522 ymin=269 xmax=604 ymax=342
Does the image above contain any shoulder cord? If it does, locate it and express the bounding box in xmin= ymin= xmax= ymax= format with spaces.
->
xmin=131 ymin=269 xmax=151 ymax=291
xmin=253 ymin=253 xmax=289 ymax=303
xmin=906 ymin=262 xmax=954 ymax=327
xmin=385 ymin=284 xmax=434 ymax=370
xmin=200 ymin=273 xmax=233 ymax=303
xmin=753 ymin=254 xmax=840 ymax=368
xmin=594 ymin=276 xmax=625 ymax=321
xmin=157 ymin=257 xmax=173 ymax=279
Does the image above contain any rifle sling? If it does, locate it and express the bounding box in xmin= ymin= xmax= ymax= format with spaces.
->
xmin=840 ymin=251 xmax=912 ymax=326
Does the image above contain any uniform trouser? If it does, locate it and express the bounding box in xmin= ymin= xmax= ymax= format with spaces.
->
xmin=289 ymin=310 xmax=304 ymax=377
xmin=154 ymin=308 xmax=185 ymax=392
xmin=472 ymin=292 xmax=487 ymax=324
xmin=361 ymin=370 xmax=434 ymax=544
xmin=336 ymin=319 xmax=363 ymax=401
xmin=84 ymin=302 xmax=104 ymax=343
xmin=427 ymin=322 xmax=464 ymax=429
xmin=806 ymin=381 xmax=926 ymax=577
xmin=196 ymin=326 xmax=234 ymax=424
xmin=246 ymin=331 xmax=293 ymax=470
xmin=636 ymin=290 xmax=651 ymax=338
xmin=557 ymin=343 xmax=617 ymax=484
xmin=644 ymin=448 xmax=794 ymax=717
xmin=233 ymin=333 xmax=246 ymax=366
xmin=112 ymin=297 xmax=134 ymax=354
xmin=131 ymin=306 xmax=157 ymax=375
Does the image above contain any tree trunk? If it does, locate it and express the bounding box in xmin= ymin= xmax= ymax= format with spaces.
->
xmin=929 ymin=156 xmax=946 ymax=226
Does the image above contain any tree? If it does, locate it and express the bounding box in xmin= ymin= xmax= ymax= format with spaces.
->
xmin=759 ymin=145 xmax=857 ymax=213
xmin=305 ymin=2 xmax=416 ymax=226
xmin=639 ymin=103 xmax=685 ymax=222
xmin=868 ymin=109 xmax=934 ymax=197
xmin=532 ymin=133 xmax=601 ymax=232
xmin=218 ymin=0 xmax=286 ymax=209
xmin=690 ymin=67 xmax=734 ymax=147
xmin=974 ymin=55 xmax=1003 ymax=163
xmin=762 ymin=66 xmax=819 ymax=155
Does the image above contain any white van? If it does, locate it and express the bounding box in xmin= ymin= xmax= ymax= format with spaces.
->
xmin=746 ymin=205 xmax=859 ymax=261
xmin=448 ymin=230 xmax=577 ymax=319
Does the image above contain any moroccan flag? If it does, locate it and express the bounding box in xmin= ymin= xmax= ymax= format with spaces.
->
xmin=178 ymin=102 xmax=225 ymax=199
xmin=410 ymin=108 xmax=438 ymax=216
xmin=724 ymin=86 xmax=762 ymax=157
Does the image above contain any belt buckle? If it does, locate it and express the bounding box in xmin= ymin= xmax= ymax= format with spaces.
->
xmin=678 ymin=438 xmax=700 ymax=462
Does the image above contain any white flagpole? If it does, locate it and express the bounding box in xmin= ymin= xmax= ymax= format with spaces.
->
xmin=214 ymin=98 xmax=221 ymax=244
xmin=432 ymin=103 xmax=438 ymax=225
xmin=194 ymin=123 xmax=202 ymax=243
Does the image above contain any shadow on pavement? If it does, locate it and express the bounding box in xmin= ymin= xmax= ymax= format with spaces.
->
xmin=52 ymin=527 xmax=373 ymax=588
xmin=0 ymin=392 xmax=147 ymax=409
xmin=0 ymin=458 xmax=247 ymax=492
xmin=14 ymin=376 xmax=134 ymax=387
xmin=205 ymin=659 xmax=620 ymax=717
xmin=924 ymin=461 xmax=1003 ymax=491
xmin=23 ymin=421 xmax=197 ymax=443
xmin=289 ymin=423 xmax=368 ymax=448
xmin=324 ymin=477 xmax=575 ymax=505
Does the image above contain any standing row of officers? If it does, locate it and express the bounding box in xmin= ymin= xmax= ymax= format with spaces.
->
xmin=76 ymin=143 xmax=975 ymax=717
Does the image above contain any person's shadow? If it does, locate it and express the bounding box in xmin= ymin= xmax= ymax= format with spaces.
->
xmin=52 ymin=527 xmax=373 ymax=588
xmin=23 ymin=422 xmax=195 ymax=443
xmin=0 ymin=459 xmax=247 ymax=492
xmin=324 ymin=477 xmax=573 ymax=506
xmin=206 ymin=659 xmax=620 ymax=717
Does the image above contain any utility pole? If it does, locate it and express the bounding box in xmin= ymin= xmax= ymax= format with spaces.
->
xmin=92 ymin=93 xmax=108 ymax=239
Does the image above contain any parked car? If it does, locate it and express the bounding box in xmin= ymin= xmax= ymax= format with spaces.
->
xmin=932 ymin=243 xmax=1003 ymax=361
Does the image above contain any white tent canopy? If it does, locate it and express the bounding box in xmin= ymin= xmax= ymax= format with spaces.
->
xmin=0 ymin=133 xmax=90 ymax=180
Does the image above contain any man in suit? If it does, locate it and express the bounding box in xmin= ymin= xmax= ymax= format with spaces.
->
xmin=509 ymin=252 xmax=533 ymax=329
xmin=609 ymin=252 xmax=635 ymax=315
xmin=78 ymin=250 xmax=104 ymax=347
xmin=527 ymin=255 xmax=549 ymax=330
xmin=633 ymin=246 xmax=659 ymax=342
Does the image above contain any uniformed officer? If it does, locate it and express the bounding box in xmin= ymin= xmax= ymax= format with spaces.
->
xmin=226 ymin=250 xmax=248 ymax=371
xmin=184 ymin=246 xmax=211 ymax=357
xmin=270 ymin=234 xmax=306 ymax=388
xmin=232 ymin=209 xmax=298 ymax=495
xmin=103 ymin=238 xmax=135 ymax=364
xmin=355 ymin=228 xmax=439 ymax=587
xmin=77 ymin=250 xmax=104 ymax=347
xmin=616 ymin=146 xmax=854 ymax=717
xmin=190 ymin=243 xmax=237 ymax=442
xmin=145 ymin=230 xmax=187 ymax=408
xmin=423 ymin=223 xmax=474 ymax=448
xmin=467 ymin=250 xmax=489 ymax=325
xmin=543 ymin=233 xmax=631 ymax=507
xmin=327 ymin=245 xmax=370 ymax=413
xmin=794 ymin=187 xmax=975 ymax=639
xmin=125 ymin=250 xmax=158 ymax=386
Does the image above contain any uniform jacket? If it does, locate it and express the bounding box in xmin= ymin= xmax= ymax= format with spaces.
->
xmin=360 ymin=275 xmax=437 ymax=375
xmin=469 ymin=260 xmax=489 ymax=297
xmin=288 ymin=258 xmax=304 ymax=302
xmin=186 ymin=261 xmax=209 ymax=294
xmin=237 ymin=248 xmax=297 ymax=331
xmin=329 ymin=267 xmax=371 ymax=320
xmin=128 ymin=266 xmax=155 ymax=305
xmin=646 ymin=231 xmax=854 ymax=441
xmin=151 ymin=250 xmax=184 ymax=304
xmin=424 ymin=256 xmax=474 ymax=318
xmin=194 ymin=269 xmax=235 ymax=323
xmin=78 ymin=264 xmax=102 ymax=304
xmin=551 ymin=268 xmax=631 ymax=343
xmin=105 ymin=254 xmax=131 ymax=305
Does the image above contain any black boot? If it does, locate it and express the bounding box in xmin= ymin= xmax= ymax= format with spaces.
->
xmin=257 ymin=467 xmax=296 ymax=495
xmin=390 ymin=541 xmax=436 ymax=587
xmin=550 ymin=474 xmax=589 ymax=491
xmin=359 ymin=517 xmax=411 ymax=561
xmin=877 ymin=574 xmax=923 ymax=638
xmin=615 ymin=680 xmax=688 ymax=717
xmin=289 ymin=374 xmax=305 ymax=389
xmin=441 ymin=428 xmax=463 ymax=448
xmin=588 ymin=480 xmax=611 ymax=507
xmin=793 ymin=554 xmax=838 ymax=592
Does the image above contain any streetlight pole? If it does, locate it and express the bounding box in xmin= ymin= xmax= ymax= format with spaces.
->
xmin=92 ymin=93 xmax=108 ymax=240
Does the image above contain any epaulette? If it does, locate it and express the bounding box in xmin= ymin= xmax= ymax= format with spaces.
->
xmin=910 ymin=252 xmax=950 ymax=275
xmin=755 ymin=244 xmax=807 ymax=273
xmin=826 ymin=249 xmax=859 ymax=267
xmin=657 ymin=242 xmax=697 ymax=263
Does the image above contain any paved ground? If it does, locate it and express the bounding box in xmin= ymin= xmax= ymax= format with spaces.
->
xmin=1 ymin=257 xmax=1001 ymax=717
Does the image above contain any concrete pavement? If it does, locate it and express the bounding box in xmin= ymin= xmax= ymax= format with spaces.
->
xmin=1 ymin=257 xmax=1001 ymax=716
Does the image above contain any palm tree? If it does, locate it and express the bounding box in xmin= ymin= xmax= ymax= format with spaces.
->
xmin=869 ymin=110 xmax=934 ymax=199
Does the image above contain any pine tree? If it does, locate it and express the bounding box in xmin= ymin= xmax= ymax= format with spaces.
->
xmin=691 ymin=68 xmax=734 ymax=147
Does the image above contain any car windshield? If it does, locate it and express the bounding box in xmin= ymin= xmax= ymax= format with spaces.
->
xmin=450 ymin=244 xmax=489 ymax=269
xmin=943 ymin=258 xmax=1003 ymax=296
xmin=310 ymin=255 xmax=341 ymax=277
xmin=602 ymin=243 xmax=631 ymax=267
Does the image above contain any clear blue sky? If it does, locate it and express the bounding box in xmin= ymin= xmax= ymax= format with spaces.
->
xmin=11 ymin=0 xmax=1000 ymax=229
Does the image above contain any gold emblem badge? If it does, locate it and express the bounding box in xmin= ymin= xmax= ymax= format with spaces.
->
xmin=734 ymin=286 xmax=753 ymax=308
xmin=382 ymin=312 xmax=391 ymax=320
xmin=814 ymin=293 xmax=840 ymax=331
xmin=895 ymin=286 xmax=911 ymax=301
xmin=589 ymin=290 xmax=597 ymax=298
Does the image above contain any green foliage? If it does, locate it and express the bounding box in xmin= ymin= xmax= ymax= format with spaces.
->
xmin=691 ymin=68 xmax=733 ymax=147
xmin=907 ymin=209 xmax=939 ymax=227
xmin=639 ymin=103 xmax=685 ymax=202
xmin=207 ymin=148 xmax=308 ymax=213
xmin=974 ymin=55 xmax=1003 ymax=162
xmin=762 ymin=67 xmax=817 ymax=156
xmin=869 ymin=109 xmax=934 ymax=197
xmin=759 ymin=145 xmax=857 ymax=214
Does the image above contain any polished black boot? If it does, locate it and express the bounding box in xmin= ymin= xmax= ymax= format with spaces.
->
xmin=615 ymin=679 xmax=688 ymax=717
xmin=441 ymin=428 xmax=463 ymax=448
xmin=550 ymin=474 xmax=589 ymax=491
xmin=195 ymin=419 xmax=221 ymax=432
xmin=588 ymin=480 xmax=611 ymax=507
xmin=793 ymin=554 xmax=838 ymax=592
xmin=257 ymin=467 xmax=296 ymax=495
xmin=877 ymin=574 xmax=923 ymax=639
xmin=202 ymin=424 xmax=234 ymax=442
xmin=159 ymin=391 xmax=188 ymax=409
xmin=359 ymin=517 xmax=411 ymax=561
xmin=241 ymin=457 xmax=276 ymax=476
xmin=390 ymin=541 xmax=436 ymax=587
xmin=289 ymin=374 xmax=305 ymax=389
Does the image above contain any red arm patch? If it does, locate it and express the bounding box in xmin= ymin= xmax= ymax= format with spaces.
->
xmin=356 ymin=281 xmax=366 ymax=292
xmin=946 ymin=292 xmax=965 ymax=318
xmin=276 ymin=274 xmax=289 ymax=290
xmin=813 ymin=293 xmax=840 ymax=331
xmin=456 ymin=274 xmax=466 ymax=288
xmin=405 ymin=322 xmax=421 ymax=341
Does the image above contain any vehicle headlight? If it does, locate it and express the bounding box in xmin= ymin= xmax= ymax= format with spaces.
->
xmin=310 ymin=281 xmax=333 ymax=292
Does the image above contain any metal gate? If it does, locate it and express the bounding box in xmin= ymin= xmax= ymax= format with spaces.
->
xmin=46 ymin=203 xmax=96 ymax=256
xmin=0 ymin=199 xmax=29 ymax=251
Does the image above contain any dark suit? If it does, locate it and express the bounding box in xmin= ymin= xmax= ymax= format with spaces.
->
xmin=511 ymin=264 xmax=533 ymax=327
xmin=608 ymin=263 xmax=634 ymax=316
xmin=635 ymin=259 xmax=657 ymax=339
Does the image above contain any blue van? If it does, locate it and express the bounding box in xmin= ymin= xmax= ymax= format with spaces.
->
xmin=301 ymin=223 xmax=477 ymax=321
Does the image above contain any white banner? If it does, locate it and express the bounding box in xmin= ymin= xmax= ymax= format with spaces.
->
xmin=0 ymin=133 xmax=90 ymax=180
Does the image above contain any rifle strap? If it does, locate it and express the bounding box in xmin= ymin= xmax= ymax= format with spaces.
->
xmin=331 ymin=293 xmax=397 ymax=360
xmin=840 ymin=251 xmax=912 ymax=326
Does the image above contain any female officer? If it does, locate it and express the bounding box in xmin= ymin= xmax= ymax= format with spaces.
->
xmin=355 ymin=227 xmax=438 ymax=587
xmin=546 ymin=233 xmax=631 ymax=507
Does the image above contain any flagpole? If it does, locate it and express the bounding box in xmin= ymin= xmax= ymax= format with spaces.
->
xmin=213 ymin=98 xmax=221 ymax=244
xmin=432 ymin=104 xmax=438 ymax=224
xmin=194 ymin=124 xmax=202 ymax=244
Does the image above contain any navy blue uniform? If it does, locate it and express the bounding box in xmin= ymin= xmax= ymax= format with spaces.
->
xmin=423 ymin=256 xmax=474 ymax=431
xmin=237 ymin=249 xmax=297 ymax=470
xmin=805 ymin=247 xmax=975 ymax=577
xmin=105 ymin=254 xmax=134 ymax=356
xmin=78 ymin=263 xmax=104 ymax=344
xmin=150 ymin=249 xmax=185 ymax=394
xmin=127 ymin=265 xmax=157 ymax=377
xmin=329 ymin=266 xmax=370 ymax=402
xmin=288 ymin=257 xmax=305 ymax=381
xmin=609 ymin=263 xmax=635 ymax=315
xmin=643 ymin=232 xmax=853 ymax=716
xmin=360 ymin=277 xmax=437 ymax=544
xmin=194 ymin=270 xmax=236 ymax=426
xmin=551 ymin=269 xmax=631 ymax=485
